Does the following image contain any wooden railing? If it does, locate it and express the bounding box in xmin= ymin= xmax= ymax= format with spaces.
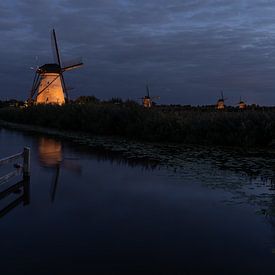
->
xmin=0 ymin=179 xmax=30 ymax=218
xmin=0 ymin=147 xmax=31 ymax=218
xmin=0 ymin=147 xmax=30 ymax=185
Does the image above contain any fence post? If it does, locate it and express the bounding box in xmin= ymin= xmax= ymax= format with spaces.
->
xmin=23 ymin=147 xmax=30 ymax=180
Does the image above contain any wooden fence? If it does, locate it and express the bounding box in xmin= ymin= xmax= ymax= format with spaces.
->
xmin=0 ymin=179 xmax=30 ymax=218
xmin=0 ymin=147 xmax=31 ymax=218
xmin=0 ymin=147 xmax=30 ymax=185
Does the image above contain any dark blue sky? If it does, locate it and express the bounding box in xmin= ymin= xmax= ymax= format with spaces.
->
xmin=1 ymin=0 xmax=275 ymax=105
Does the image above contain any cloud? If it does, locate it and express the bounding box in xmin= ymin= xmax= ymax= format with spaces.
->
xmin=1 ymin=0 xmax=275 ymax=105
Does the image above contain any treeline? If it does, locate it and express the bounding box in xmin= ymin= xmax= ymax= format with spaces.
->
xmin=1 ymin=98 xmax=275 ymax=147
xmin=0 ymin=99 xmax=24 ymax=108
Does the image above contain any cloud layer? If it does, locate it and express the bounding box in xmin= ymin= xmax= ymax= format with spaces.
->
xmin=1 ymin=0 xmax=275 ymax=105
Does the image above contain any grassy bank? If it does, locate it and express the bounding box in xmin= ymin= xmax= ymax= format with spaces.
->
xmin=1 ymin=101 xmax=275 ymax=147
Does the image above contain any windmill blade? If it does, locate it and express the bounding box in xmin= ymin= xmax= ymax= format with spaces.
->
xmin=151 ymin=96 xmax=160 ymax=100
xmin=62 ymin=57 xmax=83 ymax=71
xmin=50 ymin=164 xmax=60 ymax=203
xmin=29 ymin=72 xmax=40 ymax=100
xmin=60 ymin=73 xmax=69 ymax=101
xmin=62 ymin=62 xmax=83 ymax=72
xmin=66 ymin=87 xmax=75 ymax=91
xmin=51 ymin=29 xmax=62 ymax=67
xmin=146 ymin=83 xmax=150 ymax=97
xmin=30 ymin=72 xmax=38 ymax=95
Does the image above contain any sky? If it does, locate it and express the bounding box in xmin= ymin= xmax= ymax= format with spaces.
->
xmin=1 ymin=0 xmax=275 ymax=105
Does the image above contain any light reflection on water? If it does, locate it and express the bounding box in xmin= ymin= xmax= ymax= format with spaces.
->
xmin=1 ymin=128 xmax=275 ymax=274
xmin=38 ymin=137 xmax=82 ymax=202
xmin=38 ymin=137 xmax=62 ymax=167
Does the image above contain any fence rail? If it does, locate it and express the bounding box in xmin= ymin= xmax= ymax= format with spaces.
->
xmin=0 ymin=148 xmax=31 ymax=218
xmin=0 ymin=147 xmax=30 ymax=185
xmin=0 ymin=152 xmax=23 ymax=166
xmin=0 ymin=179 xmax=30 ymax=218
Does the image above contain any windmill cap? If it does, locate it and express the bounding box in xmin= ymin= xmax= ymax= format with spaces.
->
xmin=38 ymin=63 xmax=61 ymax=73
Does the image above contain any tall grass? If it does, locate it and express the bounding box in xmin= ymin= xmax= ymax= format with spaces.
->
xmin=1 ymin=101 xmax=275 ymax=147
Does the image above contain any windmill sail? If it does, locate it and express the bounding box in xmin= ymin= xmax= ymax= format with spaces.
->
xmin=60 ymin=74 xmax=69 ymax=99
xmin=146 ymin=83 xmax=150 ymax=97
xmin=51 ymin=29 xmax=62 ymax=66
xmin=62 ymin=58 xmax=83 ymax=71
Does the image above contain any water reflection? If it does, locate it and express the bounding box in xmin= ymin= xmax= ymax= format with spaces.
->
xmin=3 ymin=129 xmax=275 ymax=216
xmin=0 ymin=179 xmax=30 ymax=218
xmin=67 ymin=142 xmax=160 ymax=170
xmin=38 ymin=137 xmax=81 ymax=202
xmin=2 ymin=129 xmax=275 ymax=273
xmin=38 ymin=137 xmax=62 ymax=167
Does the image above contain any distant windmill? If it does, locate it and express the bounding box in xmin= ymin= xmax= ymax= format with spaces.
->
xmin=238 ymin=97 xmax=246 ymax=109
xmin=140 ymin=83 xmax=160 ymax=108
xmin=28 ymin=29 xmax=83 ymax=105
xmin=216 ymin=91 xmax=226 ymax=109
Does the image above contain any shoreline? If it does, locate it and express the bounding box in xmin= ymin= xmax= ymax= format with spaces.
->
xmin=0 ymin=120 xmax=166 ymax=167
xmin=1 ymin=119 xmax=275 ymax=176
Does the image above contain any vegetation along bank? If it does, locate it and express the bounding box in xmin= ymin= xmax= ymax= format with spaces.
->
xmin=1 ymin=99 xmax=275 ymax=148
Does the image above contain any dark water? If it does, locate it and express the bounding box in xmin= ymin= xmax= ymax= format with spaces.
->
xmin=1 ymin=128 xmax=275 ymax=274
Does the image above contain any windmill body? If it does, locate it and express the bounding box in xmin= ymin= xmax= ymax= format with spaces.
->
xmin=28 ymin=29 xmax=83 ymax=105
xmin=216 ymin=99 xmax=225 ymax=109
xmin=239 ymin=101 xmax=246 ymax=109
xmin=238 ymin=97 xmax=246 ymax=109
xmin=143 ymin=96 xmax=152 ymax=108
xmin=36 ymin=64 xmax=65 ymax=105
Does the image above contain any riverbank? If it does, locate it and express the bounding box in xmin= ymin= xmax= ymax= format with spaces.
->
xmin=1 ymin=104 xmax=275 ymax=147
xmin=1 ymin=119 xmax=275 ymax=182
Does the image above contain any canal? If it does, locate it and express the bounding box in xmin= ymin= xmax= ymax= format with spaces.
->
xmin=0 ymin=128 xmax=275 ymax=274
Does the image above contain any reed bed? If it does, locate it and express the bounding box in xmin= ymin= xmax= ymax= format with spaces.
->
xmin=1 ymin=101 xmax=275 ymax=147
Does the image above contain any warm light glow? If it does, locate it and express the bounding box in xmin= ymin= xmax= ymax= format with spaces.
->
xmin=216 ymin=100 xmax=225 ymax=109
xmin=36 ymin=73 xmax=65 ymax=105
xmin=239 ymin=102 xmax=246 ymax=109
xmin=38 ymin=137 xmax=62 ymax=167
xmin=143 ymin=98 xmax=152 ymax=108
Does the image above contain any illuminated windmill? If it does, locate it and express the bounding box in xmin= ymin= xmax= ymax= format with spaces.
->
xmin=28 ymin=29 xmax=83 ymax=105
xmin=141 ymin=83 xmax=160 ymax=108
xmin=238 ymin=97 xmax=246 ymax=109
xmin=216 ymin=91 xmax=226 ymax=109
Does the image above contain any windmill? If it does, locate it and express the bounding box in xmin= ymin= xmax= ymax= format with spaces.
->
xmin=216 ymin=91 xmax=226 ymax=109
xmin=140 ymin=83 xmax=160 ymax=108
xmin=238 ymin=97 xmax=246 ymax=109
xmin=28 ymin=29 xmax=83 ymax=105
